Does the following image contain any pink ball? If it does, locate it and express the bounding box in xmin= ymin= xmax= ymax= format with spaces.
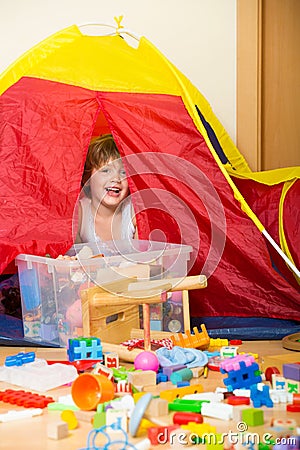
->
xmin=134 ymin=351 xmax=160 ymax=372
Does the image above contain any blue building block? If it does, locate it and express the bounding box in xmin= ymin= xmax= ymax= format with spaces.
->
xmin=5 ymin=351 xmax=35 ymax=367
xmin=67 ymin=337 xmax=103 ymax=362
xmin=250 ymin=384 xmax=273 ymax=408
xmin=220 ymin=360 xmax=262 ymax=391
xmin=177 ymin=381 xmax=190 ymax=387
xmin=156 ymin=372 xmax=168 ymax=383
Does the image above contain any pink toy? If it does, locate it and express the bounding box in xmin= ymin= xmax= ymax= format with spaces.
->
xmin=134 ymin=351 xmax=160 ymax=372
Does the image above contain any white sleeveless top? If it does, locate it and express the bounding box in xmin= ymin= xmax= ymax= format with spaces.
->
xmin=78 ymin=196 xmax=135 ymax=243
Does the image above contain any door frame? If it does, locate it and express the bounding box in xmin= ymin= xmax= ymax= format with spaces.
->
xmin=237 ymin=0 xmax=262 ymax=171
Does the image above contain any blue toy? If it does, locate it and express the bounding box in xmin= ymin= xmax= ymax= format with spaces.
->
xmin=250 ymin=384 xmax=273 ymax=408
xmin=79 ymin=418 xmax=137 ymax=450
xmin=5 ymin=351 xmax=35 ymax=367
xmin=220 ymin=360 xmax=262 ymax=391
xmin=67 ymin=337 xmax=103 ymax=362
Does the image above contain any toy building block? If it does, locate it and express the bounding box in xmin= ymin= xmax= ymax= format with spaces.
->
xmin=181 ymin=422 xmax=216 ymax=442
xmin=239 ymin=351 xmax=259 ymax=359
xmin=220 ymin=346 xmax=239 ymax=358
xmin=208 ymin=338 xmax=228 ymax=350
xmin=241 ymin=408 xmax=264 ymax=426
xmin=170 ymin=368 xmax=193 ymax=385
xmin=127 ymin=370 xmax=157 ymax=389
xmin=170 ymin=324 xmax=210 ymax=350
xmin=286 ymin=403 xmax=300 ymax=412
xmin=250 ymin=384 xmax=273 ymax=408
xmin=67 ymin=337 xmax=103 ymax=362
xmin=74 ymin=409 xmax=95 ymax=423
xmin=0 ymin=389 xmax=54 ymax=408
xmin=159 ymin=384 xmax=204 ymax=402
xmin=115 ymin=380 xmax=132 ymax=394
xmin=93 ymin=362 xmax=114 ymax=380
xmin=47 ymin=421 xmax=69 ymax=440
xmin=173 ymin=411 xmax=203 ymax=425
xmin=190 ymin=366 xmax=204 ymax=378
xmin=271 ymin=418 xmax=297 ymax=437
xmin=221 ymin=358 xmax=262 ymax=391
xmin=92 ymin=411 xmax=106 ymax=428
xmin=220 ymin=354 xmax=256 ymax=372
xmin=272 ymin=374 xmax=287 ymax=390
xmin=5 ymin=351 xmax=35 ymax=367
xmin=162 ymin=365 xmax=187 ymax=379
xmin=145 ymin=398 xmax=169 ymax=417
xmin=206 ymin=433 xmax=224 ymax=450
xmin=168 ymin=399 xmax=206 ymax=413
xmin=226 ymin=395 xmax=250 ymax=406
xmin=233 ymin=388 xmax=251 ymax=397
xmin=201 ymin=402 xmax=233 ymax=420
xmin=286 ymin=379 xmax=300 ymax=394
xmin=147 ymin=425 xmax=179 ymax=446
xmin=156 ymin=373 xmax=168 ymax=383
xmin=269 ymin=389 xmax=293 ymax=404
xmin=104 ymin=352 xmax=119 ymax=369
xmin=182 ymin=391 xmax=224 ymax=402
xmin=0 ymin=408 xmax=43 ymax=423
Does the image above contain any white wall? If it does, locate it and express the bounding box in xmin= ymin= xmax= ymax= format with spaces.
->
xmin=0 ymin=0 xmax=236 ymax=141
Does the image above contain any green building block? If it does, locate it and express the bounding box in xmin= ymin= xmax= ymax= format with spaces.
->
xmin=92 ymin=411 xmax=106 ymax=428
xmin=241 ymin=408 xmax=264 ymax=426
xmin=206 ymin=433 xmax=224 ymax=449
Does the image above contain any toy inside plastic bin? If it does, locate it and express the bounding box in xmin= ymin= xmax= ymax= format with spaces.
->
xmin=16 ymin=240 xmax=192 ymax=347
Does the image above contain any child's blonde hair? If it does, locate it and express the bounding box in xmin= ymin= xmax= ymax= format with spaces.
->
xmin=82 ymin=134 xmax=120 ymax=196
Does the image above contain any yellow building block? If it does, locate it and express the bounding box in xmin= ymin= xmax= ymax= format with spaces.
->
xmin=159 ymin=384 xmax=203 ymax=402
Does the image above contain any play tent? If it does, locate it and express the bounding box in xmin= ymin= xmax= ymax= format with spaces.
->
xmin=0 ymin=23 xmax=299 ymax=335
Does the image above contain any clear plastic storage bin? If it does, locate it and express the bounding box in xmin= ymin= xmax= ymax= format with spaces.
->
xmin=16 ymin=240 xmax=192 ymax=347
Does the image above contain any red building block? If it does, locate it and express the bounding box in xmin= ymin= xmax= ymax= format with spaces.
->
xmin=0 ymin=389 xmax=54 ymax=408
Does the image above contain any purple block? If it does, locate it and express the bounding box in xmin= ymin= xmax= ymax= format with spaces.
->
xmin=283 ymin=363 xmax=300 ymax=382
xmin=162 ymin=364 xmax=186 ymax=380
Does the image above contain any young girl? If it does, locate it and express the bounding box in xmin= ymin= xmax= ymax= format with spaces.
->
xmin=76 ymin=134 xmax=136 ymax=244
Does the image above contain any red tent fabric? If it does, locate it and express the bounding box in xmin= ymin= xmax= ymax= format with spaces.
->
xmin=1 ymin=77 xmax=299 ymax=320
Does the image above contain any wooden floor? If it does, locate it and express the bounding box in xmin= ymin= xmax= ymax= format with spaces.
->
xmin=0 ymin=341 xmax=299 ymax=449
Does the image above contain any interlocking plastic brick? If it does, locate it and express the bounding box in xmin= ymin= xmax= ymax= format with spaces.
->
xmin=250 ymin=384 xmax=273 ymax=408
xmin=0 ymin=389 xmax=54 ymax=408
xmin=5 ymin=352 xmax=35 ymax=367
xmin=67 ymin=337 xmax=103 ymax=362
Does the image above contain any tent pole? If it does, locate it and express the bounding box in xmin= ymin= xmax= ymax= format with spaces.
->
xmin=262 ymin=230 xmax=300 ymax=279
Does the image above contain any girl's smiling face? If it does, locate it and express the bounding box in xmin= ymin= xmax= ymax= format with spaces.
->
xmin=89 ymin=158 xmax=129 ymax=209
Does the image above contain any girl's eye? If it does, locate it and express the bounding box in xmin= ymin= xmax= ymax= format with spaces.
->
xmin=120 ymin=170 xmax=126 ymax=177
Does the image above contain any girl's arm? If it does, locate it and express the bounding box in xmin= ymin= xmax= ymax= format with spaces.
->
xmin=131 ymin=206 xmax=139 ymax=239
xmin=75 ymin=202 xmax=83 ymax=244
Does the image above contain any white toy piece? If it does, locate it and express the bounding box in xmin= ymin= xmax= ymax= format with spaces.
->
xmin=201 ymin=402 xmax=233 ymax=420
xmin=0 ymin=408 xmax=43 ymax=422
xmin=0 ymin=359 xmax=77 ymax=391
